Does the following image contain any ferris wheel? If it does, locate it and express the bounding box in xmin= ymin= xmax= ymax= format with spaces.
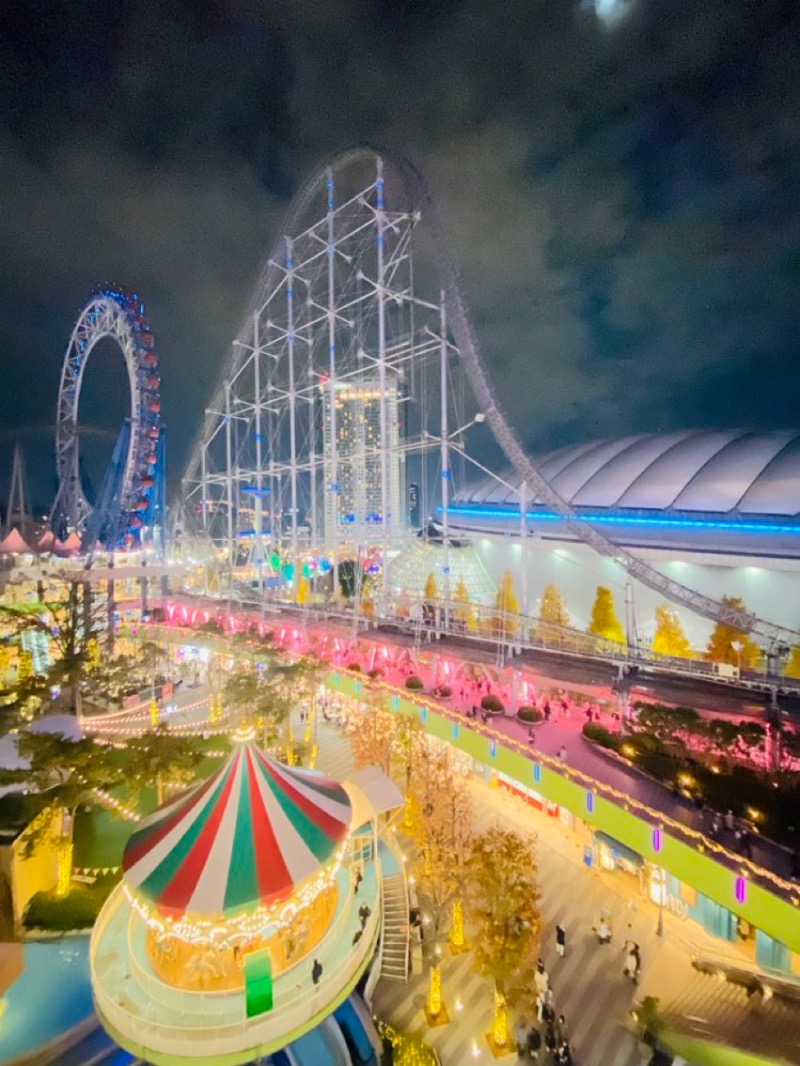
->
xmin=50 ymin=287 xmax=162 ymax=549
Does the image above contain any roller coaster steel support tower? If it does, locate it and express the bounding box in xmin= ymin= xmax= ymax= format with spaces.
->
xmin=183 ymin=149 xmax=797 ymax=648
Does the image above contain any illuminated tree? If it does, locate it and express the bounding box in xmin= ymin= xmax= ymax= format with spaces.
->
xmin=296 ymin=576 xmax=311 ymax=606
xmin=786 ymin=646 xmax=800 ymax=679
xmin=407 ymin=747 xmax=473 ymax=1020
xmin=350 ymin=696 xmax=395 ymax=775
xmin=651 ymin=605 xmax=692 ymax=657
xmin=0 ymin=731 xmax=116 ymax=895
xmin=0 ymin=579 xmax=107 ymax=714
xmin=453 ymin=577 xmax=472 ymax=625
xmin=494 ymin=571 xmax=519 ymax=636
xmin=123 ymin=725 xmax=206 ymax=807
xmin=705 ymin=597 xmax=760 ymax=668
xmin=465 ymin=826 xmax=541 ymax=1049
xmin=589 ymin=586 xmax=625 ymax=643
xmin=423 ymin=572 xmax=438 ymax=602
xmin=538 ymin=583 xmax=570 ymax=627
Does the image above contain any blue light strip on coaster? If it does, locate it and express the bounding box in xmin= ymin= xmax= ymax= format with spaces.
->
xmin=440 ymin=505 xmax=800 ymax=535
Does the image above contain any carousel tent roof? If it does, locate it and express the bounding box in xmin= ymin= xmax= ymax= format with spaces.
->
xmin=54 ymin=532 xmax=82 ymax=556
xmin=123 ymin=742 xmax=352 ymax=918
xmin=37 ymin=530 xmax=55 ymax=552
xmin=0 ymin=528 xmax=31 ymax=554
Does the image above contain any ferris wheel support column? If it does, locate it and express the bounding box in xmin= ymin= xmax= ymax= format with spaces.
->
xmin=252 ymin=310 xmax=265 ymax=606
xmin=286 ymin=237 xmax=300 ymax=569
xmin=326 ymin=168 xmax=340 ymax=600
xmin=439 ymin=291 xmax=451 ymax=632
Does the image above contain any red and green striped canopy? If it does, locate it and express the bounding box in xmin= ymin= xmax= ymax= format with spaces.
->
xmin=122 ymin=743 xmax=352 ymax=918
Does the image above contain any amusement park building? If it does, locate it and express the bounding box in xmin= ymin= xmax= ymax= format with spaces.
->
xmin=445 ymin=430 xmax=800 ymax=646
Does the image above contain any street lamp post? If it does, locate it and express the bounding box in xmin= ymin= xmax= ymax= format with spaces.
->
xmin=732 ymin=639 xmax=744 ymax=676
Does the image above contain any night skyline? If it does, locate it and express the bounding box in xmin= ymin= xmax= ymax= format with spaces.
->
xmin=1 ymin=0 xmax=799 ymax=503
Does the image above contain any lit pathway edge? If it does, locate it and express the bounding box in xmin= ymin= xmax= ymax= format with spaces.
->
xmin=138 ymin=624 xmax=800 ymax=954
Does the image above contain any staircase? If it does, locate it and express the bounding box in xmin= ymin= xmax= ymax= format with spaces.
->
xmin=663 ymin=967 xmax=800 ymax=1064
xmin=379 ymin=871 xmax=410 ymax=983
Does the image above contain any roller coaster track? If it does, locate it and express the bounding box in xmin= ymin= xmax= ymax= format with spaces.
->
xmin=183 ymin=147 xmax=797 ymax=649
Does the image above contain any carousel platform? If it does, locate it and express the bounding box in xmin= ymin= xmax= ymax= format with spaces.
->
xmin=90 ymin=859 xmax=381 ymax=1066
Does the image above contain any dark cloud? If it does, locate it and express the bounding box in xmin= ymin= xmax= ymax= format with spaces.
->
xmin=1 ymin=0 xmax=799 ymax=504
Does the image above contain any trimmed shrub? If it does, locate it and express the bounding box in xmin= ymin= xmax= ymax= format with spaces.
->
xmin=517 ymin=706 xmax=543 ymax=724
xmin=433 ymin=685 xmax=452 ymax=699
xmin=481 ymin=694 xmax=504 ymax=714
xmin=405 ymin=675 xmax=424 ymax=691
xmin=25 ymin=874 xmax=119 ymax=931
xmin=347 ymin=662 xmax=361 ymax=672
xmin=366 ymin=668 xmax=382 ymax=679
xmin=582 ymin=722 xmax=622 ymax=751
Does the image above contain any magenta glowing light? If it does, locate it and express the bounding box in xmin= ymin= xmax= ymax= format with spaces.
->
xmin=652 ymin=828 xmax=663 ymax=853
xmin=735 ymin=876 xmax=747 ymax=905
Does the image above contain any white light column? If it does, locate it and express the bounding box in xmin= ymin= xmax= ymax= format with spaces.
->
xmin=326 ymin=168 xmax=340 ymax=599
xmin=439 ymin=292 xmax=451 ymax=631
xmin=286 ymin=237 xmax=299 ymax=569
xmin=376 ymin=158 xmax=390 ymax=617
xmin=252 ymin=311 xmax=265 ymax=605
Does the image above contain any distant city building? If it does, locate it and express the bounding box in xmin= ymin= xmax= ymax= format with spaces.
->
xmin=320 ymin=377 xmax=403 ymax=544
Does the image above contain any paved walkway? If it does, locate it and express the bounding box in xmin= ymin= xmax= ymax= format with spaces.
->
xmin=310 ymin=714 xmax=711 ymax=1065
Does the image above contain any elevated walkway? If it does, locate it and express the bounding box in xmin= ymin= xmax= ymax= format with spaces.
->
xmin=377 ymin=840 xmax=409 ymax=984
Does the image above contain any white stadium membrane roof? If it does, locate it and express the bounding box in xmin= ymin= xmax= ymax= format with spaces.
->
xmin=454 ymin=431 xmax=800 ymax=517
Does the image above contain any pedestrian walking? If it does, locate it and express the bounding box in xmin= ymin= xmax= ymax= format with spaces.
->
xmin=556 ymin=1014 xmax=568 ymax=1044
xmin=555 ymin=924 xmax=566 ymax=957
xmin=623 ymin=941 xmax=638 ymax=983
xmin=555 ymin=1040 xmax=573 ymax=1065
xmin=534 ymin=959 xmax=549 ymax=997
xmin=542 ymin=989 xmax=555 ymax=1027
xmin=312 ymin=957 xmax=323 ymax=985
xmin=526 ymin=1026 xmax=542 ymax=1062
xmin=544 ymin=1023 xmax=557 ymax=1057
xmin=558 ymin=745 xmax=567 ymax=762
xmin=515 ymin=1015 xmax=528 ymax=1056
xmin=724 ymin=808 xmax=735 ymax=831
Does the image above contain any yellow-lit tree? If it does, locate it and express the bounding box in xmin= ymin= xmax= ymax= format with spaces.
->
xmin=423 ymin=572 xmax=438 ymax=602
xmin=651 ymin=605 xmax=692 ymax=657
xmin=453 ymin=577 xmax=472 ymax=626
xmin=705 ymin=596 xmax=761 ymax=668
xmin=494 ymin=571 xmax=519 ymax=637
xmin=785 ymin=644 xmax=800 ymax=679
xmin=407 ymin=747 xmax=473 ymax=1021
xmin=465 ymin=826 xmax=541 ymax=1050
xmin=296 ymin=576 xmax=311 ymax=606
xmin=538 ymin=583 xmax=570 ymax=627
xmin=589 ymin=586 xmax=625 ymax=643
xmin=350 ymin=694 xmax=395 ymax=775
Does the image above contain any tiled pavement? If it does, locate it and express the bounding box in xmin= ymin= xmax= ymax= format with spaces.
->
xmin=313 ymin=715 xmax=650 ymax=1064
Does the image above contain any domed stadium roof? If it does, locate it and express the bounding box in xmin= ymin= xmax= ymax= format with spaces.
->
xmin=123 ymin=742 xmax=352 ymax=919
xmin=454 ymin=431 xmax=800 ymax=517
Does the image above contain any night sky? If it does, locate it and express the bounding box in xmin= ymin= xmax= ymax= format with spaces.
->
xmin=1 ymin=0 xmax=799 ymax=505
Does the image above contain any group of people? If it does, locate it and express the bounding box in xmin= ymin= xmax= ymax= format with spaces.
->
xmin=708 ymin=808 xmax=755 ymax=858
xmin=515 ymin=956 xmax=573 ymax=1064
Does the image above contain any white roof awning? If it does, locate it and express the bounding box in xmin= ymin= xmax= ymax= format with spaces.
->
xmin=343 ymin=766 xmax=405 ymax=828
